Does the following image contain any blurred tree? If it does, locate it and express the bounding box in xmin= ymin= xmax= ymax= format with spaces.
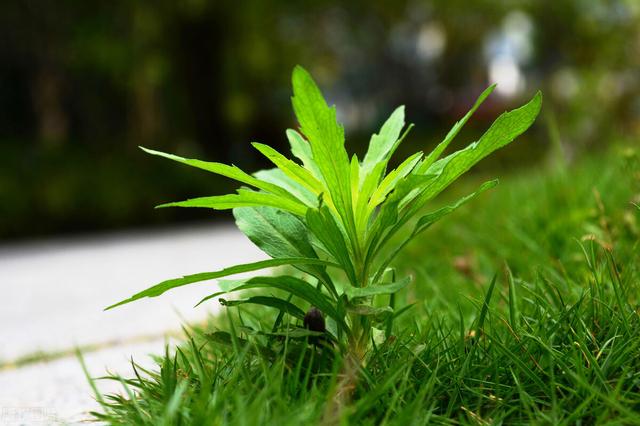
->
xmin=0 ymin=0 xmax=638 ymax=239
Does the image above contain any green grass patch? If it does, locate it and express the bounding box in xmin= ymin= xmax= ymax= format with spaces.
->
xmin=87 ymin=147 xmax=640 ymax=425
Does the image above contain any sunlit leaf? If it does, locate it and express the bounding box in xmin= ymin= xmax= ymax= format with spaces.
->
xmin=140 ymin=147 xmax=298 ymax=202
xmin=251 ymin=142 xmax=325 ymax=196
xmin=286 ymin=128 xmax=324 ymax=182
xmin=156 ymin=188 xmax=308 ymax=216
xmin=291 ymin=66 xmax=357 ymax=246
xmin=418 ymin=84 xmax=496 ymax=172
xmin=105 ymin=257 xmax=337 ymax=310
xmin=361 ymin=106 xmax=405 ymax=179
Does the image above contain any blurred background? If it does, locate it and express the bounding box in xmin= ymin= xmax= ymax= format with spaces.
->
xmin=1 ymin=0 xmax=639 ymax=240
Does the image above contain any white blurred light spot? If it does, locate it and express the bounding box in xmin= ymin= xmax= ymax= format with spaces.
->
xmin=503 ymin=11 xmax=534 ymax=63
xmin=416 ymin=22 xmax=446 ymax=61
xmin=489 ymin=56 xmax=524 ymax=97
xmin=551 ymin=68 xmax=580 ymax=100
xmin=484 ymin=10 xmax=533 ymax=97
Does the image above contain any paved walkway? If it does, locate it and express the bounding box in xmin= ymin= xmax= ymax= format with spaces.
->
xmin=0 ymin=223 xmax=265 ymax=424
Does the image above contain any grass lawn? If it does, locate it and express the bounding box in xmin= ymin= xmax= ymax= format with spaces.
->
xmin=87 ymin=146 xmax=640 ymax=425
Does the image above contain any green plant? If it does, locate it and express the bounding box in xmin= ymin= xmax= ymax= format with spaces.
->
xmin=107 ymin=66 xmax=541 ymax=368
xmin=92 ymin=148 xmax=640 ymax=425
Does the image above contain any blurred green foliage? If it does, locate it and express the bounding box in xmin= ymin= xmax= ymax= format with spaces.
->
xmin=1 ymin=0 xmax=639 ymax=239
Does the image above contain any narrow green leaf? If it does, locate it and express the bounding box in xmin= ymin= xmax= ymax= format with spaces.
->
xmin=418 ymin=84 xmax=496 ymax=173
xmin=286 ymin=129 xmax=323 ymax=181
xmin=253 ymin=168 xmax=316 ymax=206
xmin=198 ymin=275 xmax=348 ymax=331
xmin=372 ymin=180 xmax=497 ymax=282
xmin=477 ymin=274 xmax=498 ymax=332
xmin=140 ymin=147 xmax=296 ymax=201
xmin=251 ymin=142 xmax=325 ymax=196
xmin=344 ymin=276 xmax=411 ymax=299
xmin=354 ymin=160 xmax=387 ymax=239
xmin=361 ymin=106 xmax=406 ymax=177
xmin=368 ymin=152 xmax=423 ymax=211
xmin=416 ymin=91 xmax=542 ymax=205
xmin=105 ymin=257 xmax=338 ymax=310
xmin=157 ymin=188 xmax=308 ymax=217
xmin=506 ymin=263 xmax=520 ymax=330
xmin=219 ymin=296 xmax=306 ymax=320
xmin=412 ymin=179 xmax=498 ymax=235
xmin=350 ymin=154 xmax=360 ymax=208
xmin=346 ymin=304 xmax=393 ymax=318
xmin=291 ymin=66 xmax=356 ymax=249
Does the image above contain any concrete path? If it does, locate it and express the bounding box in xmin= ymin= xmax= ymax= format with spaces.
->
xmin=0 ymin=223 xmax=265 ymax=424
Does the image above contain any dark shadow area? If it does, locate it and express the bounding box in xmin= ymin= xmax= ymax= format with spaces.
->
xmin=1 ymin=0 xmax=638 ymax=239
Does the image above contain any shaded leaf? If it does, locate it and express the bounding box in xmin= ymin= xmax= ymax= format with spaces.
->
xmin=234 ymin=206 xmax=317 ymax=260
xmin=197 ymin=275 xmax=349 ymax=332
xmin=219 ymin=296 xmax=306 ymax=320
xmin=306 ymin=203 xmax=357 ymax=285
xmin=344 ymin=276 xmax=411 ymax=299
xmin=234 ymin=205 xmax=337 ymax=295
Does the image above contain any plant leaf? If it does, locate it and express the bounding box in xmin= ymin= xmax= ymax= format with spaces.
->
xmin=105 ymin=257 xmax=338 ymax=310
xmin=372 ymin=91 xmax=542 ymax=254
xmin=367 ymin=152 xmax=423 ymax=211
xmin=233 ymin=205 xmax=336 ymax=295
xmin=251 ymin=142 xmax=325 ymax=196
xmin=418 ymin=84 xmax=496 ymax=172
xmin=286 ymin=129 xmax=323 ymax=181
xmin=346 ymin=304 xmax=393 ymax=316
xmin=157 ymin=188 xmax=308 ymax=217
xmin=343 ymin=276 xmax=411 ymax=299
xmin=198 ymin=275 xmax=349 ymax=331
xmin=306 ymin=203 xmax=357 ymax=285
xmin=350 ymin=154 xmax=360 ymax=208
xmin=372 ymin=180 xmax=498 ymax=281
xmin=416 ymin=91 xmax=542 ymax=206
xmin=234 ymin=206 xmax=317 ymax=260
xmin=291 ymin=66 xmax=356 ymax=247
xmin=412 ymin=179 xmax=498 ymax=235
xmin=140 ymin=147 xmax=297 ymax=201
xmin=354 ymin=161 xmax=387 ymax=239
xmin=253 ymin=168 xmax=316 ymax=206
xmin=361 ymin=106 xmax=405 ymax=178
xmin=219 ymin=296 xmax=306 ymax=320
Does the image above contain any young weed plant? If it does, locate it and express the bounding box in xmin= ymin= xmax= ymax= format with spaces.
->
xmin=107 ymin=66 xmax=541 ymax=405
